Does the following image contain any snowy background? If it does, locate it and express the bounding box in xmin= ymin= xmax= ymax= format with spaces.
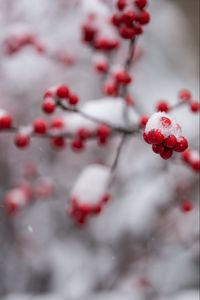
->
xmin=0 ymin=0 xmax=199 ymax=299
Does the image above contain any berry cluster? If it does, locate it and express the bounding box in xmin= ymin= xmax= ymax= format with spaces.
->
xmin=143 ymin=112 xmax=188 ymax=159
xmin=4 ymin=163 xmax=54 ymax=215
xmin=42 ymin=84 xmax=79 ymax=114
xmin=82 ymin=15 xmax=119 ymax=51
xmin=112 ymin=0 xmax=151 ymax=39
xmin=182 ymin=149 xmax=200 ymax=172
xmin=155 ymin=89 xmax=200 ymax=113
xmin=68 ymin=194 xmax=110 ymax=225
xmin=4 ymin=32 xmax=45 ymax=55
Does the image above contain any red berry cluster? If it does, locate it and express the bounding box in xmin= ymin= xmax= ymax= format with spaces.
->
xmin=82 ymin=19 xmax=119 ymax=51
xmin=143 ymin=113 xmax=188 ymax=159
xmin=42 ymin=84 xmax=79 ymax=114
xmin=4 ymin=164 xmax=54 ymax=215
xmin=4 ymin=33 xmax=45 ymax=55
xmin=112 ymin=0 xmax=151 ymax=39
xmin=182 ymin=149 xmax=200 ymax=172
xmin=68 ymin=194 xmax=111 ymax=225
xmin=178 ymin=89 xmax=200 ymax=113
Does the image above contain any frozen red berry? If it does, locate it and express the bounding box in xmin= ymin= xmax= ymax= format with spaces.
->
xmin=136 ymin=11 xmax=151 ymax=25
xmin=164 ymin=135 xmax=177 ymax=148
xmin=139 ymin=115 xmax=149 ymax=128
xmin=152 ymin=144 xmax=165 ymax=154
xmin=135 ymin=0 xmax=147 ymax=10
xmin=160 ymin=148 xmax=173 ymax=160
xmin=174 ymin=136 xmax=188 ymax=152
xmin=116 ymin=0 xmax=127 ymax=10
xmin=147 ymin=130 xmax=164 ymax=145
xmin=68 ymin=94 xmax=79 ymax=106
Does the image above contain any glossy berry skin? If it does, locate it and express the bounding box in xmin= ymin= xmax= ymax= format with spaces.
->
xmin=15 ymin=133 xmax=30 ymax=148
xmin=42 ymin=98 xmax=56 ymax=114
xmin=135 ymin=0 xmax=147 ymax=9
xmin=0 ymin=114 xmax=12 ymax=129
xmin=33 ymin=119 xmax=47 ymax=134
xmin=164 ymin=135 xmax=177 ymax=148
xmin=143 ymin=132 xmax=151 ymax=144
xmin=152 ymin=144 xmax=165 ymax=154
xmin=147 ymin=130 xmax=164 ymax=145
xmin=174 ymin=137 xmax=188 ymax=152
xmin=56 ymin=85 xmax=69 ymax=98
xmin=160 ymin=148 xmax=173 ymax=160
xmin=181 ymin=200 xmax=193 ymax=213
xmin=156 ymin=101 xmax=170 ymax=113
xmin=190 ymin=101 xmax=200 ymax=113
xmin=178 ymin=89 xmax=192 ymax=102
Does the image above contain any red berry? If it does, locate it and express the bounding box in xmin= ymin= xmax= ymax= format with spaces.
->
xmin=160 ymin=148 xmax=173 ymax=160
xmin=97 ymin=124 xmax=111 ymax=140
xmin=43 ymin=90 xmax=53 ymax=99
xmin=181 ymin=149 xmax=191 ymax=163
xmin=174 ymin=137 xmax=188 ymax=152
xmin=111 ymin=14 xmax=121 ymax=27
xmin=139 ymin=115 xmax=149 ymax=128
xmin=68 ymin=94 xmax=79 ymax=106
xmin=104 ymin=82 xmax=118 ymax=96
xmin=120 ymin=26 xmax=135 ymax=39
xmin=143 ymin=132 xmax=150 ymax=144
xmin=152 ymin=143 xmax=165 ymax=154
xmin=95 ymin=61 xmax=108 ymax=73
xmin=136 ymin=11 xmax=151 ymax=25
xmin=115 ymin=71 xmax=132 ymax=85
xmin=147 ymin=130 xmax=164 ymax=144
xmin=190 ymin=101 xmax=200 ymax=113
xmin=56 ymin=85 xmax=69 ymax=98
xmin=82 ymin=25 xmax=97 ymax=42
xmin=181 ymin=200 xmax=193 ymax=213
xmin=134 ymin=25 xmax=143 ymax=35
xmin=135 ymin=0 xmax=147 ymax=10
xmin=50 ymin=118 xmax=64 ymax=129
xmin=33 ymin=119 xmax=47 ymax=134
xmin=71 ymin=139 xmax=85 ymax=151
xmin=77 ymin=128 xmax=91 ymax=140
xmin=156 ymin=101 xmax=170 ymax=112
xmin=15 ymin=133 xmax=30 ymax=148
xmin=51 ymin=137 xmax=66 ymax=149
xmin=178 ymin=89 xmax=192 ymax=102
xmin=116 ymin=0 xmax=127 ymax=10
xmin=164 ymin=135 xmax=177 ymax=148
xmin=192 ymin=160 xmax=200 ymax=172
xmin=0 ymin=113 xmax=12 ymax=129
xmin=121 ymin=11 xmax=136 ymax=27
xmin=42 ymin=98 xmax=56 ymax=114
